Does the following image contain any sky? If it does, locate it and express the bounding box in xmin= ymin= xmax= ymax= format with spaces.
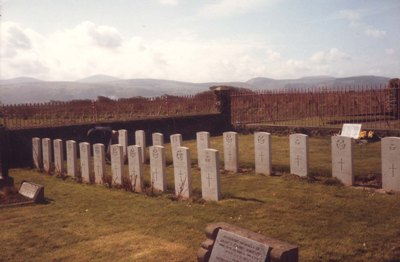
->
xmin=0 ymin=0 xmax=399 ymax=82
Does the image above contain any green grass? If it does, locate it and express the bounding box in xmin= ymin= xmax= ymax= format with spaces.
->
xmin=1 ymin=134 xmax=399 ymax=262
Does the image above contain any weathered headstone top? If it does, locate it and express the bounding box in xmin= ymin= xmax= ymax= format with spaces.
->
xmin=19 ymin=181 xmax=44 ymax=203
xmin=341 ymin=124 xmax=362 ymax=139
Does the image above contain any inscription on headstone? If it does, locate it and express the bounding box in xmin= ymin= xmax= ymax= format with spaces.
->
xmin=42 ymin=138 xmax=52 ymax=173
xmin=93 ymin=143 xmax=105 ymax=184
xmin=254 ymin=132 xmax=272 ymax=175
xmin=173 ymin=146 xmax=192 ymax=199
xmin=152 ymin=132 xmax=164 ymax=146
xmin=201 ymin=149 xmax=221 ymax=201
xmin=382 ymin=137 xmax=400 ymax=191
xmin=289 ymin=134 xmax=309 ymax=177
xmin=19 ymin=181 xmax=44 ymax=203
xmin=66 ymin=140 xmax=78 ymax=177
xmin=111 ymin=144 xmax=124 ymax=185
xmin=53 ymin=139 xmax=64 ymax=175
xmin=341 ymin=123 xmax=362 ymax=139
xmin=32 ymin=137 xmax=42 ymax=169
xmin=223 ymin=132 xmax=239 ymax=173
xmin=118 ymin=129 xmax=128 ymax=157
xmin=149 ymin=145 xmax=166 ymax=192
xmin=79 ymin=142 xmax=91 ymax=183
xmin=331 ymin=136 xmax=354 ymax=186
xmin=196 ymin=131 xmax=210 ymax=169
xmin=135 ymin=130 xmax=146 ymax=163
xmin=128 ymin=145 xmax=144 ymax=192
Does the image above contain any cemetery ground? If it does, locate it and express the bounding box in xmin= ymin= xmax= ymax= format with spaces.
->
xmin=1 ymin=134 xmax=400 ymax=261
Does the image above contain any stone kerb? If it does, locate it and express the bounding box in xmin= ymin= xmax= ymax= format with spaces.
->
xmin=93 ymin=143 xmax=105 ymax=184
xmin=196 ymin=131 xmax=210 ymax=169
xmin=173 ymin=146 xmax=192 ymax=199
xmin=223 ymin=131 xmax=239 ymax=172
xmin=201 ymin=149 xmax=221 ymax=201
xmin=331 ymin=136 xmax=354 ymax=186
xmin=66 ymin=140 xmax=78 ymax=177
xmin=149 ymin=145 xmax=166 ymax=192
xmin=128 ymin=145 xmax=144 ymax=192
xmin=254 ymin=132 xmax=272 ymax=175
xmin=382 ymin=137 xmax=400 ymax=191
xmin=289 ymin=134 xmax=309 ymax=177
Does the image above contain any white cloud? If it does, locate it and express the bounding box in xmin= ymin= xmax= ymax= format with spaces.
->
xmin=266 ymin=49 xmax=280 ymax=61
xmin=364 ymin=27 xmax=386 ymax=39
xmin=198 ymin=0 xmax=267 ymax=19
xmin=337 ymin=9 xmax=386 ymax=39
xmin=310 ymin=48 xmax=351 ymax=64
xmin=385 ymin=48 xmax=395 ymax=55
xmin=159 ymin=0 xmax=178 ymax=6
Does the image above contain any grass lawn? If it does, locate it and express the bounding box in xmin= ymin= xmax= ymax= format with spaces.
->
xmin=1 ymin=134 xmax=400 ymax=261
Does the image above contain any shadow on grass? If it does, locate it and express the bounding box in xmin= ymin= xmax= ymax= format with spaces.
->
xmin=222 ymin=192 xmax=265 ymax=203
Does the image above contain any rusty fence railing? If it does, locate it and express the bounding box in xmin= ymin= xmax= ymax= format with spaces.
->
xmin=231 ymin=85 xmax=400 ymax=130
xmin=0 ymin=92 xmax=218 ymax=129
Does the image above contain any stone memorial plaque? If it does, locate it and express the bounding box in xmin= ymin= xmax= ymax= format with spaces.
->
xmin=135 ymin=130 xmax=146 ymax=163
xmin=170 ymin=133 xmax=183 ymax=164
xmin=93 ymin=143 xmax=105 ymax=184
xmin=42 ymin=138 xmax=52 ymax=173
xmin=331 ymin=136 xmax=354 ymax=186
xmin=19 ymin=181 xmax=44 ymax=203
xmin=173 ymin=146 xmax=192 ymax=199
xmin=196 ymin=131 xmax=210 ymax=169
xmin=32 ymin=137 xmax=42 ymax=169
xmin=128 ymin=145 xmax=144 ymax=192
xmin=381 ymin=137 xmax=400 ymax=191
xmin=66 ymin=140 xmax=78 ymax=177
xmin=254 ymin=132 xmax=272 ymax=175
xmin=341 ymin=123 xmax=362 ymax=139
xmin=53 ymin=139 xmax=64 ymax=175
xmin=118 ymin=129 xmax=128 ymax=157
xmin=209 ymin=229 xmax=270 ymax=262
xmin=289 ymin=134 xmax=309 ymax=177
xmin=152 ymin=132 xmax=164 ymax=146
xmin=79 ymin=142 xmax=91 ymax=183
xmin=111 ymin=144 xmax=124 ymax=185
xmin=223 ymin=132 xmax=239 ymax=173
xmin=149 ymin=145 xmax=166 ymax=191
xmin=201 ymin=149 xmax=221 ymax=201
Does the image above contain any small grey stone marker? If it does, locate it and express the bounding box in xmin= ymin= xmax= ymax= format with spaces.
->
xmin=173 ymin=146 xmax=192 ymax=199
xmin=254 ymin=132 xmax=272 ymax=175
xmin=149 ymin=145 xmax=166 ymax=192
xmin=201 ymin=149 xmax=221 ymax=201
xmin=196 ymin=131 xmax=210 ymax=169
xmin=118 ymin=129 xmax=128 ymax=157
xmin=79 ymin=142 xmax=91 ymax=183
xmin=42 ymin=138 xmax=52 ymax=173
xmin=152 ymin=132 xmax=164 ymax=146
xmin=19 ymin=181 xmax=45 ymax=203
xmin=170 ymin=133 xmax=183 ymax=164
xmin=32 ymin=137 xmax=42 ymax=169
xmin=128 ymin=145 xmax=144 ymax=192
xmin=66 ymin=140 xmax=78 ymax=177
xmin=135 ymin=130 xmax=146 ymax=163
xmin=53 ymin=139 xmax=64 ymax=175
xmin=223 ymin=131 xmax=239 ymax=172
xmin=289 ymin=134 xmax=309 ymax=177
xmin=341 ymin=123 xmax=362 ymax=139
xmin=93 ymin=143 xmax=105 ymax=184
xmin=381 ymin=137 xmax=400 ymax=191
xmin=331 ymin=136 xmax=354 ymax=186
xmin=111 ymin=144 xmax=124 ymax=185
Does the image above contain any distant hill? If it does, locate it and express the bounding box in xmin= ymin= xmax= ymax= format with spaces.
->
xmin=0 ymin=75 xmax=392 ymax=104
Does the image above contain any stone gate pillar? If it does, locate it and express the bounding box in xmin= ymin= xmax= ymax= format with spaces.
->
xmin=210 ymin=86 xmax=233 ymax=130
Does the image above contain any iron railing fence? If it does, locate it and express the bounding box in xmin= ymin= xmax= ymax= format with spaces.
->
xmin=231 ymin=85 xmax=400 ymax=130
xmin=0 ymin=92 xmax=218 ymax=129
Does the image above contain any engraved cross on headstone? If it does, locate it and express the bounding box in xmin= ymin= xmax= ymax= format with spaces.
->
xmin=259 ymin=151 xmax=264 ymax=162
xmin=389 ymin=163 xmax=396 ymax=177
xmin=152 ymin=168 xmax=158 ymax=182
xmin=296 ymin=155 xmax=300 ymax=167
xmin=206 ymin=173 xmax=212 ymax=187
xmin=338 ymin=158 xmax=344 ymax=172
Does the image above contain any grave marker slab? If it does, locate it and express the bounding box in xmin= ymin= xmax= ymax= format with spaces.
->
xmin=173 ymin=146 xmax=192 ymax=199
xmin=111 ymin=144 xmax=124 ymax=185
xmin=93 ymin=143 xmax=105 ymax=184
xmin=19 ymin=181 xmax=45 ymax=203
xmin=32 ymin=137 xmax=42 ymax=169
xmin=53 ymin=139 xmax=64 ymax=175
xmin=170 ymin=134 xmax=183 ymax=164
xmin=152 ymin=132 xmax=164 ymax=146
xmin=79 ymin=142 xmax=91 ymax=183
xmin=196 ymin=131 xmax=210 ymax=169
xmin=135 ymin=130 xmax=146 ymax=163
xmin=66 ymin=140 xmax=78 ymax=177
xmin=341 ymin=123 xmax=362 ymax=139
xmin=128 ymin=145 xmax=144 ymax=192
xmin=289 ymin=134 xmax=309 ymax=177
xmin=42 ymin=138 xmax=52 ymax=173
xmin=118 ymin=129 xmax=128 ymax=157
xmin=254 ymin=132 xmax=272 ymax=175
xmin=331 ymin=136 xmax=354 ymax=186
xmin=149 ymin=145 xmax=166 ymax=191
xmin=201 ymin=149 xmax=221 ymax=201
xmin=223 ymin=132 xmax=239 ymax=173
xmin=382 ymin=137 xmax=400 ymax=191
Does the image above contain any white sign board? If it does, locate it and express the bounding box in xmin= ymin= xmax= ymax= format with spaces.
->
xmin=340 ymin=124 xmax=362 ymax=139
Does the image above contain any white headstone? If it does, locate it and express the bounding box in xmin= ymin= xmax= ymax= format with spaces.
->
xmin=149 ymin=145 xmax=166 ymax=192
xmin=152 ymin=132 xmax=164 ymax=146
xmin=42 ymin=138 xmax=52 ymax=173
xmin=341 ymin=124 xmax=362 ymax=139
xmin=79 ymin=142 xmax=91 ymax=183
xmin=93 ymin=143 xmax=105 ymax=184
xmin=196 ymin=131 xmax=210 ymax=169
xmin=135 ymin=130 xmax=146 ymax=163
xmin=66 ymin=140 xmax=78 ymax=177
xmin=53 ymin=139 xmax=64 ymax=175
xmin=118 ymin=129 xmax=128 ymax=157
xmin=111 ymin=144 xmax=124 ymax=185
xmin=223 ymin=132 xmax=239 ymax=173
xmin=32 ymin=137 xmax=42 ymax=169
xmin=173 ymin=146 xmax=192 ymax=199
xmin=381 ymin=137 xmax=400 ymax=191
xmin=289 ymin=134 xmax=309 ymax=177
xmin=331 ymin=136 xmax=354 ymax=186
xmin=128 ymin=145 xmax=144 ymax=192
xmin=254 ymin=132 xmax=272 ymax=175
xmin=201 ymin=149 xmax=221 ymax=201
xmin=170 ymin=134 xmax=183 ymax=164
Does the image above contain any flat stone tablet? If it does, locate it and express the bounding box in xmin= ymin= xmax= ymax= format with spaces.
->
xmin=223 ymin=132 xmax=239 ymax=173
xmin=19 ymin=181 xmax=44 ymax=203
xmin=32 ymin=137 xmax=42 ymax=169
xmin=128 ymin=145 xmax=144 ymax=192
xmin=341 ymin=123 xmax=362 ymax=139
xmin=111 ymin=144 xmax=124 ymax=185
xmin=152 ymin=132 xmax=164 ymax=146
xmin=254 ymin=132 xmax=272 ymax=175
xmin=289 ymin=134 xmax=309 ymax=177
xmin=118 ymin=129 xmax=128 ymax=157
xmin=201 ymin=149 xmax=221 ymax=201
xmin=331 ymin=136 xmax=354 ymax=186
xmin=42 ymin=138 xmax=52 ymax=173
xmin=135 ymin=130 xmax=146 ymax=163
xmin=173 ymin=146 xmax=192 ymax=199
xmin=79 ymin=142 xmax=91 ymax=183
xmin=382 ymin=137 xmax=400 ymax=191
xmin=170 ymin=134 xmax=183 ymax=164
xmin=196 ymin=131 xmax=210 ymax=169
xmin=53 ymin=139 xmax=64 ymax=175
xmin=93 ymin=143 xmax=105 ymax=184
xmin=66 ymin=140 xmax=78 ymax=177
xmin=149 ymin=145 xmax=166 ymax=192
